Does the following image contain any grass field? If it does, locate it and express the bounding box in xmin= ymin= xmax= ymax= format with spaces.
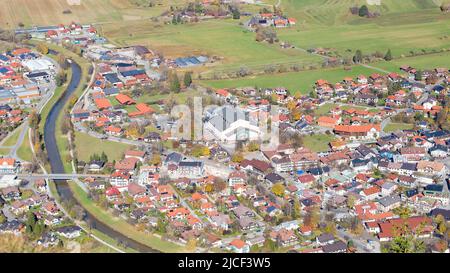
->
xmin=74 ymin=131 xmax=132 ymax=162
xmin=383 ymin=122 xmax=415 ymax=132
xmin=17 ymin=130 xmax=33 ymax=162
xmin=200 ymin=65 xmax=377 ymax=94
xmin=1 ymin=127 xmax=23 ymax=147
xmin=303 ymin=134 xmax=335 ymax=152
xmin=0 ymin=148 xmax=10 ymax=156
xmin=104 ymin=18 xmax=322 ymax=71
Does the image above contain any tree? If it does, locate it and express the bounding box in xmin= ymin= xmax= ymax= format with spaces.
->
xmin=56 ymin=53 xmax=68 ymax=69
xmin=231 ymin=7 xmax=240 ymax=19
xmin=231 ymin=153 xmax=244 ymax=163
xmin=324 ymin=221 xmax=337 ymax=236
xmin=346 ymin=194 xmax=356 ymax=209
xmin=186 ymin=238 xmax=197 ymax=251
xmin=435 ymin=215 xmax=447 ymax=235
xmin=384 ymin=49 xmax=393 ymax=61
xmin=150 ymin=153 xmax=162 ymax=166
xmin=183 ymin=72 xmax=193 ymax=87
xmin=292 ymin=196 xmax=301 ymax=219
xmin=353 ymin=49 xmax=363 ymax=63
xmin=213 ymin=177 xmax=227 ymax=193
xmin=56 ymin=71 xmax=67 ymax=86
xmin=388 ymin=223 xmax=425 ymax=253
xmin=393 ymin=206 xmax=411 ymax=219
xmin=36 ymin=43 xmax=49 ymax=55
xmin=414 ymin=70 xmax=423 ymax=81
xmin=169 ymin=72 xmax=181 ymax=93
xmin=0 ymin=213 xmax=6 ymax=224
xmin=271 ymin=183 xmax=285 ymax=197
xmin=359 ymin=5 xmax=369 ymax=17
xmin=304 ymin=206 xmax=320 ymax=230
xmin=247 ymin=141 xmax=260 ymax=152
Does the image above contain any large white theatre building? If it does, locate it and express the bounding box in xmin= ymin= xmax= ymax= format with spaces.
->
xmin=204 ymin=105 xmax=262 ymax=143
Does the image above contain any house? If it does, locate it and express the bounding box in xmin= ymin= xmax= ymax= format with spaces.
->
xmin=361 ymin=186 xmax=381 ymax=200
xmin=429 ymin=145 xmax=448 ymax=158
xmin=0 ymin=158 xmax=19 ymax=174
xmin=110 ymin=171 xmax=131 ymax=188
xmin=0 ymin=220 xmax=24 ymax=235
xmin=322 ymin=240 xmax=347 ymax=253
xmin=37 ymin=232 xmax=60 ymax=248
xmin=128 ymin=183 xmax=147 ymax=199
xmin=317 ymin=116 xmax=339 ymax=128
xmin=239 ymin=216 xmax=259 ymax=231
xmin=400 ymin=147 xmax=427 ymax=162
xmin=204 ymin=106 xmax=261 ymax=143
xmin=381 ymin=182 xmax=397 ymax=196
xmin=105 ymin=187 xmax=121 ymax=201
xmin=377 ymin=216 xmax=433 ymax=242
xmin=334 ymin=124 xmax=381 ymax=140
xmin=105 ymin=125 xmax=122 ymax=137
xmin=173 ymin=161 xmax=204 ymax=178
xmin=55 ymin=225 xmax=82 ymax=239
xmin=228 ymin=239 xmax=250 ymax=253
xmin=270 ymin=228 xmax=298 ymax=247
xmin=265 ymin=172 xmax=284 ymax=184
xmin=378 ymin=195 xmax=402 ymax=212
xmin=416 ymin=161 xmax=446 ymax=176
xmin=228 ymin=171 xmax=247 ymax=186
xmin=210 ymin=213 xmax=232 ymax=230
xmin=124 ymin=150 xmax=146 ymax=162
xmin=88 ymin=160 xmax=105 ymax=172
xmin=316 ymin=233 xmax=335 ymax=246
xmin=1 ymin=185 xmax=20 ymax=200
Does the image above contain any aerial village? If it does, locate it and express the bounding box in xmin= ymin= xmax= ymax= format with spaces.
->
xmin=0 ymin=3 xmax=449 ymax=254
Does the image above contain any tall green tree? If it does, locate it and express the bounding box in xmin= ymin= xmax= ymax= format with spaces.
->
xmin=384 ymin=49 xmax=393 ymax=61
xmin=183 ymin=72 xmax=193 ymax=87
xmin=353 ymin=49 xmax=363 ymax=63
xmin=169 ymin=72 xmax=181 ymax=93
xmin=415 ymin=70 xmax=423 ymax=81
xmin=359 ymin=5 xmax=369 ymax=17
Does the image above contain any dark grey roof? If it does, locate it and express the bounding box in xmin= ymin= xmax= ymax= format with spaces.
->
xmin=265 ymin=172 xmax=284 ymax=183
xmin=179 ymin=161 xmax=203 ymax=168
xmin=322 ymin=240 xmax=347 ymax=253
xmin=317 ymin=233 xmax=335 ymax=243
xmin=165 ymin=152 xmax=182 ymax=164
xmin=378 ymin=195 xmax=401 ymax=207
xmin=56 ymin=225 xmax=81 ymax=234
xmin=401 ymin=163 xmax=417 ymax=171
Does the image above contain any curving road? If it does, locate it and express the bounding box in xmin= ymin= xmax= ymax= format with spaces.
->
xmin=43 ymin=60 xmax=158 ymax=253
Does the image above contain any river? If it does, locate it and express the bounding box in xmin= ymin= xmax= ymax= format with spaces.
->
xmin=43 ymin=60 xmax=158 ymax=253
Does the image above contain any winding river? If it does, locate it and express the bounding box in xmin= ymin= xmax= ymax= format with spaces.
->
xmin=43 ymin=60 xmax=158 ymax=253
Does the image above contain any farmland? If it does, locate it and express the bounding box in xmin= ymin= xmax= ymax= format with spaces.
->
xmin=103 ymin=19 xmax=322 ymax=72
xmin=200 ymin=65 xmax=378 ymax=95
xmin=0 ymin=0 xmax=189 ymax=28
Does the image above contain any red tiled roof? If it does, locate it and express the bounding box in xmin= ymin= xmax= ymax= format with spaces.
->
xmin=95 ymin=98 xmax=112 ymax=110
xmin=115 ymin=94 xmax=135 ymax=105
